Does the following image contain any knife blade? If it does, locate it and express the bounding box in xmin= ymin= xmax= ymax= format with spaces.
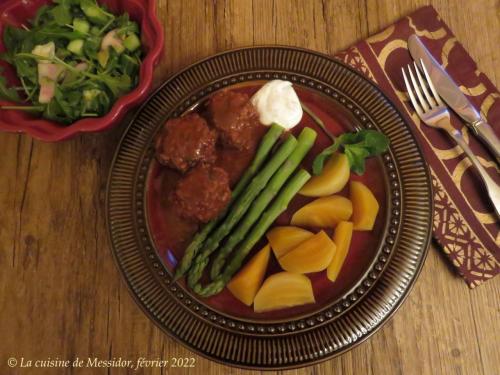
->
xmin=408 ymin=34 xmax=500 ymax=163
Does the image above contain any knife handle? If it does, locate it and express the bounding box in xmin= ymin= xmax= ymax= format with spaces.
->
xmin=449 ymin=129 xmax=500 ymax=219
xmin=470 ymin=118 xmax=500 ymax=164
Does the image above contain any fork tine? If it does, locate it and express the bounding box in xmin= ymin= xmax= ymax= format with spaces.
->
xmin=402 ymin=67 xmax=423 ymax=116
xmin=407 ymin=64 xmax=430 ymax=111
xmin=419 ymin=59 xmax=444 ymax=106
xmin=413 ymin=61 xmax=436 ymax=108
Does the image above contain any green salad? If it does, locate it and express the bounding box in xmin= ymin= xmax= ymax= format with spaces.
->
xmin=0 ymin=0 xmax=142 ymax=124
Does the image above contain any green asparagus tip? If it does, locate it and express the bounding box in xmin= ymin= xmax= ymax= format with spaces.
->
xmin=300 ymin=126 xmax=318 ymax=138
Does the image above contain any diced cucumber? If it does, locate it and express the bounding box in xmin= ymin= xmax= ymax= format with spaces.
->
xmin=67 ymin=39 xmax=84 ymax=55
xmin=123 ymin=33 xmax=141 ymax=52
xmin=73 ymin=18 xmax=90 ymax=34
xmin=111 ymin=43 xmax=125 ymax=54
xmin=83 ymin=89 xmax=103 ymax=112
xmin=120 ymin=54 xmax=139 ymax=76
xmin=80 ymin=0 xmax=112 ymax=25
xmin=97 ymin=49 xmax=109 ymax=67
xmin=83 ymin=89 xmax=101 ymax=101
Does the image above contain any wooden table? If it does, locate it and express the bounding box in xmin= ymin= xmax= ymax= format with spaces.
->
xmin=1 ymin=1 xmax=498 ymax=374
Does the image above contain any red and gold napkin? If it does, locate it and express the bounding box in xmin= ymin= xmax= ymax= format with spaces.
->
xmin=334 ymin=5 xmax=499 ymax=288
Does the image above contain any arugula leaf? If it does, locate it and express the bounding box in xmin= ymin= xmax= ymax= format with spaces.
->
xmin=100 ymin=73 xmax=131 ymax=97
xmin=54 ymin=87 xmax=77 ymax=119
xmin=114 ymin=14 xmax=139 ymax=37
xmin=119 ymin=54 xmax=139 ymax=76
xmin=32 ymin=5 xmax=52 ymax=27
xmin=0 ymin=69 xmax=21 ymax=103
xmin=312 ymin=129 xmax=390 ymax=176
xmin=44 ymin=99 xmax=66 ymax=123
xmin=34 ymin=27 xmax=86 ymax=42
xmin=50 ymin=5 xmax=73 ymax=26
xmin=0 ymin=52 xmax=14 ymax=64
xmin=13 ymin=56 xmax=37 ymax=83
xmin=3 ymin=26 xmax=28 ymax=51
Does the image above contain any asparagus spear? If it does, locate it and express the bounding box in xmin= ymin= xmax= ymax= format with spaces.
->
xmin=209 ymin=127 xmax=317 ymax=279
xmin=192 ymin=169 xmax=312 ymax=297
xmin=173 ymin=123 xmax=284 ymax=280
xmin=187 ymin=134 xmax=299 ymax=287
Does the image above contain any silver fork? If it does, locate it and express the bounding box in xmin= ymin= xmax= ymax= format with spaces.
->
xmin=402 ymin=59 xmax=500 ymax=219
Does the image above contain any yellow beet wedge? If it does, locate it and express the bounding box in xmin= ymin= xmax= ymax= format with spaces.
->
xmin=278 ymin=230 xmax=336 ymax=273
xmin=291 ymin=195 xmax=353 ymax=228
xmin=299 ymin=153 xmax=350 ymax=197
xmin=227 ymin=244 xmax=271 ymax=306
xmin=350 ymin=181 xmax=380 ymax=230
xmin=327 ymin=221 xmax=354 ymax=281
xmin=253 ymin=272 xmax=315 ymax=313
xmin=266 ymin=226 xmax=314 ymax=258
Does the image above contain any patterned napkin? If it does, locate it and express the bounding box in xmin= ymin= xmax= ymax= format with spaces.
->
xmin=334 ymin=5 xmax=499 ymax=288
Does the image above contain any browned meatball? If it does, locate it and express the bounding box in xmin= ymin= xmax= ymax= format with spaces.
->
xmin=208 ymin=90 xmax=261 ymax=150
xmin=170 ymin=164 xmax=231 ymax=223
xmin=155 ymin=113 xmax=217 ymax=173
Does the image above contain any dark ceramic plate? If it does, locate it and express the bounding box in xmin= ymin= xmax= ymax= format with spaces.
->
xmin=106 ymin=46 xmax=433 ymax=369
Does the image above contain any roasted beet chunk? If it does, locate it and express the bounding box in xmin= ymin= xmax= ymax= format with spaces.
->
xmin=208 ymin=90 xmax=260 ymax=150
xmin=155 ymin=113 xmax=217 ymax=173
xmin=171 ymin=165 xmax=231 ymax=223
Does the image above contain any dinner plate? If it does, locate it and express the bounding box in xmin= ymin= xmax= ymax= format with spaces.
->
xmin=106 ymin=46 xmax=433 ymax=369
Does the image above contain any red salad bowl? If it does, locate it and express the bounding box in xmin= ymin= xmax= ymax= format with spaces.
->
xmin=0 ymin=0 xmax=164 ymax=141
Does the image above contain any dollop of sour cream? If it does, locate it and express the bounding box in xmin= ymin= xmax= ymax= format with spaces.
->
xmin=251 ymin=80 xmax=303 ymax=130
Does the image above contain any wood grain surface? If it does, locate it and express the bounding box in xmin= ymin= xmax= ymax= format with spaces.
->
xmin=0 ymin=1 xmax=499 ymax=374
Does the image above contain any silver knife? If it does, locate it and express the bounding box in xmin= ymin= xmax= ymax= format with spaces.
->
xmin=408 ymin=34 xmax=500 ymax=163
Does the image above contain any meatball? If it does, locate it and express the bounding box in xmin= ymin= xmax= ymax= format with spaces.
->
xmin=155 ymin=113 xmax=217 ymax=173
xmin=170 ymin=164 xmax=231 ymax=223
xmin=208 ymin=90 xmax=261 ymax=150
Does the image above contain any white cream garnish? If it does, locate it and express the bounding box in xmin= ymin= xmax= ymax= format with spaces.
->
xmin=251 ymin=80 xmax=303 ymax=130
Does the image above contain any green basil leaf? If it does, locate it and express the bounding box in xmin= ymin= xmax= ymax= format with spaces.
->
xmin=312 ymin=129 xmax=389 ymax=176
xmin=0 ymin=71 xmax=21 ymax=103
xmin=344 ymin=145 xmax=370 ymax=175
xmin=361 ymin=130 xmax=390 ymax=154
xmin=312 ymin=139 xmax=340 ymax=175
